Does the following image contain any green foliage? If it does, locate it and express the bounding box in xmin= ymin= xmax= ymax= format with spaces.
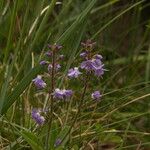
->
xmin=20 ymin=131 xmax=44 ymax=150
xmin=1 ymin=65 xmax=44 ymax=115
xmin=55 ymin=125 xmax=70 ymax=149
xmin=0 ymin=0 xmax=150 ymax=149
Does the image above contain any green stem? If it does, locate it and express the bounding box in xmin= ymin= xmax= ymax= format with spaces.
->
xmin=46 ymin=50 xmax=55 ymax=150
xmin=3 ymin=0 xmax=19 ymax=63
xmin=58 ymin=73 xmax=89 ymax=146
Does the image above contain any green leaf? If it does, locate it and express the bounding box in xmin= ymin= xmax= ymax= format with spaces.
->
xmin=109 ymin=135 xmax=123 ymax=144
xmin=104 ymin=133 xmax=122 ymax=144
xmin=4 ymin=0 xmax=19 ymax=62
xmin=92 ymin=0 xmax=145 ymax=39
xmin=57 ymin=0 xmax=97 ymax=87
xmin=55 ymin=125 xmax=70 ymax=149
xmin=21 ymin=130 xmax=44 ymax=150
xmin=48 ymin=121 xmax=60 ymax=149
xmin=57 ymin=0 xmax=97 ymax=44
xmin=0 ymin=65 xmax=44 ymax=115
xmin=72 ymin=145 xmax=79 ymax=150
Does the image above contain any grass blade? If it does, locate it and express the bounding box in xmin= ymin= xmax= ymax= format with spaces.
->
xmin=1 ymin=65 xmax=44 ymax=115
xmin=21 ymin=130 xmax=44 ymax=150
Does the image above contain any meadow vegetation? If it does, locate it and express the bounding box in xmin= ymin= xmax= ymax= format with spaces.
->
xmin=0 ymin=0 xmax=150 ymax=149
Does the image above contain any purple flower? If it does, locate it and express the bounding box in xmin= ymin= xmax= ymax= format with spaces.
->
xmin=91 ymin=91 xmax=101 ymax=100
xmin=91 ymin=59 xmax=105 ymax=77
xmin=80 ymin=51 xmax=87 ymax=58
xmin=48 ymin=64 xmax=52 ymax=72
xmin=48 ymin=64 xmax=61 ymax=72
xmin=80 ymin=60 xmax=94 ymax=71
xmin=53 ymin=88 xmax=64 ymax=99
xmin=32 ymin=109 xmax=45 ymax=125
xmin=53 ymin=88 xmax=73 ymax=100
xmin=94 ymin=54 xmax=103 ymax=60
xmin=94 ymin=64 xmax=105 ymax=77
xmin=54 ymin=138 xmax=62 ymax=147
xmin=40 ymin=60 xmax=47 ymax=65
xmin=64 ymin=89 xmax=73 ymax=98
xmin=56 ymin=64 xmax=61 ymax=71
xmin=81 ymin=57 xmax=105 ymax=77
xmin=32 ymin=75 xmax=46 ymax=89
xmin=68 ymin=67 xmax=82 ymax=78
xmin=45 ymin=51 xmax=52 ymax=57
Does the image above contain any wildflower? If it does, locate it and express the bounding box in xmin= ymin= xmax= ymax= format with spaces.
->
xmin=94 ymin=54 xmax=103 ymax=60
xmin=94 ymin=64 xmax=105 ymax=77
xmin=68 ymin=67 xmax=82 ymax=78
xmin=64 ymin=89 xmax=73 ymax=98
xmin=54 ymin=138 xmax=62 ymax=147
xmin=80 ymin=51 xmax=87 ymax=58
xmin=32 ymin=75 xmax=46 ymax=89
xmin=48 ymin=64 xmax=52 ymax=72
xmin=32 ymin=109 xmax=45 ymax=125
xmin=53 ymin=88 xmax=64 ymax=99
xmin=53 ymin=88 xmax=73 ymax=100
xmin=92 ymin=59 xmax=105 ymax=77
xmin=92 ymin=58 xmax=102 ymax=67
xmin=56 ymin=64 xmax=61 ymax=71
xmin=40 ymin=60 xmax=47 ymax=65
xmin=48 ymin=64 xmax=61 ymax=71
xmin=80 ymin=60 xmax=94 ymax=71
xmin=45 ymin=51 xmax=52 ymax=57
xmin=91 ymin=91 xmax=101 ymax=100
xmin=81 ymin=57 xmax=105 ymax=77
xmin=48 ymin=64 xmax=61 ymax=72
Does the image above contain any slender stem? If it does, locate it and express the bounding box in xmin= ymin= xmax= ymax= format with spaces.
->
xmin=64 ymin=98 xmax=71 ymax=125
xmin=59 ymin=73 xmax=89 ymax=145
xmin=46 ymin=50 xmax=55 ymax=150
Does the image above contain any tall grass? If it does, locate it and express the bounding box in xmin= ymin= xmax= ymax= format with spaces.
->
xmin=0 ymin=0 xmax=150 ymax=149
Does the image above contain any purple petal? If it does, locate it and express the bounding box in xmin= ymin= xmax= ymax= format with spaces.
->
xmin=54 ymin=138 xmax=62 ymax=147
xmin=94 ymin=54 xmax=103 ymax=60
xmin=40 ymin=60 xmax=47 ymax=65
xmin=91 ymin=91 xmax=101 ymax=100
xmin=32 ymin=76 xmax=46 ymax=89
xmin=32 ymin=109 xmax=45 ymax=125
xmin=53 ymin=88 xmax=73 ymax=100
xmin=45 ymin=51 xmax=52 ymax=57
xmin=68 ymin=67 xmax=82 ymax=78
xmin=80 ymin=51 xmax=87 ymax=58
xmin=64 ymin=90 xmax=73 ymax=97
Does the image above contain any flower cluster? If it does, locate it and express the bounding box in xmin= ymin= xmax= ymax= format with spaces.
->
xmin=68 ymin=67 xmax=82 ymax=78
xmin=53 ymin=88 xmax=73 ymax=100
xmin=91 ymin=91 xmax=101 ymax=100
xmin=31 ymin=109 xmax=45 ymax=125
xmin=48 ymin=63 xmax=61 ymax=72
xmin=32 ymin=75 xmax=46 ymax=90
xmin=31 ymin=40 xmax=105 ymax=127
xmin=80 ymin=55 xmax=105 ymax=77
